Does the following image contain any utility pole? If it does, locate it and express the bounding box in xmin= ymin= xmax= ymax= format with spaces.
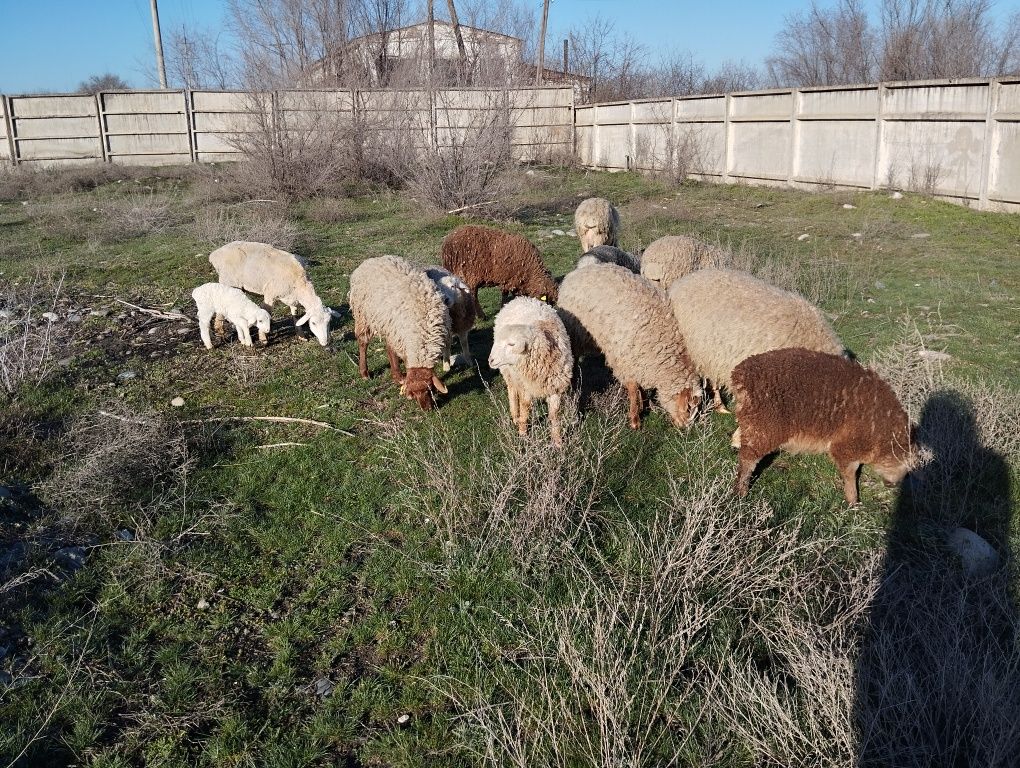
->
xmin=150 ymin=0 xmax=168 ymax=89
xmin=535 ymin=0 xmax=550 ymax=85
xmin=563 ymin=38 xmax=568 ymax=74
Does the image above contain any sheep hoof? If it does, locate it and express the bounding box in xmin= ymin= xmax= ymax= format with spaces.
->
xmin=715 ymin=403 xmax=732 ymax=414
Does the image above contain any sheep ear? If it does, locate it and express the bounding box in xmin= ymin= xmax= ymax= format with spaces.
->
xmin=296 ymin=314 xmax=310 ymax=326
xmin=432 ymin=374 xmax=448 ymax=394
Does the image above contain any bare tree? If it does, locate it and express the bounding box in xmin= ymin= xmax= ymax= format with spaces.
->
xmin=166 ymin=26 xmax=236 ymax=89
xmin=78 ymin=73 xmax=131 ymax=93
xmin=654 ymin=50 xmax=707 ymax=96
xmin=766 ymin=0 xmax=875 ymax=87
xmin=568 ymin=15 xmax=649 ymax=103
xmin=701 ymin=60 xmax=762 ymax=93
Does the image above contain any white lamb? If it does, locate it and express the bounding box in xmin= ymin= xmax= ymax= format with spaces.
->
xmin=489 ymin=297 xmax=573 ymax=447
xmin=208 ymin=241 xmax=339 ymax=346
xmin=424 ymin=266 xmax=476 ymax=371
xmin=192 ymin=282 xmax=271 ymax=350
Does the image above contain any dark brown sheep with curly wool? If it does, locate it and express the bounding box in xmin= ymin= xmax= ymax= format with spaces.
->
xmin=440 ymin=225 xmax=558 ymax=319
xmin=731 ymin=348 xmax=917 ymax=505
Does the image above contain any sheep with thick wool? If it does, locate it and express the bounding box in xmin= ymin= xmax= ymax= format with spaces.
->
xmin=208 ymin=241 xmax=338 ymax=346
xmin=349 ymin=255 xmax=450 ymax=411
xmin=441 ymin=225 xmax=558 ymax=320
xmin=192 ymin=282 xmax=271 ymax=350
xmin=425 ymin=266 xmax=476 ymax=371
xmin=557 ymin=263 xmax=702 ymax=430
xmin=489 ymin=297 xmax=573 ymax=447
xmin=577 ymin=245 xmax=641 ymax=273
xmin=574 ymin=197 xmax=620 ymax=253
xmin=731 ymin=348 xmax=917 ymax=504
xmin=640 ymin=235 xmax=728 ymax=288
xmin=668 ymin=268 xmax=844 ymax=412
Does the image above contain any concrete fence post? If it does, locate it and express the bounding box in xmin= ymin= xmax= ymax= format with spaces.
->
xmin=183 ymin=89 xmax=197 ymax=164
xmin=787 ymin=89 xmax=798 ymax=185
xmin=872 ymin=83 xmax=888 ymax=190
xmin=94 ymin=92 xmax=108 ymax=163
xmin=722 ymin=93 xmax=732 ymax=183
xmin=978 ymin=78 xmax=1000 ymax=209
xmin=593 ymin=104 xmax=601 ymax=169
xmin=2 ymin=95 xmax=16 ymax=166
xmin=628 ymin=100 xmax=636 ymax=171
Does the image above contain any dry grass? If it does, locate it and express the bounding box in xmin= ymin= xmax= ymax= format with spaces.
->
xmin=190 ymin=203 xmax=298 ymax=251
xmin=0 ymin=272 xmax=67 ymax=400
xmin=0 ymin=163 xmax=195 ymax=202
xmin=304 ymin=197 xmax=357 ymax=225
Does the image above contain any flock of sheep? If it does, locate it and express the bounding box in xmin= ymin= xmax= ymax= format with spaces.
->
xmin=191 ymin=196 xmax=918 ymax=504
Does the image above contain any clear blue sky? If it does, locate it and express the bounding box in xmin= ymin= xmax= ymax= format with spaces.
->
xmin=0 ymin=0 xmax=1015 ymax=94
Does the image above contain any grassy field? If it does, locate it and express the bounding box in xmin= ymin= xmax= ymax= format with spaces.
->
xmin=1 ymin=164 xmax=1018 ymax=767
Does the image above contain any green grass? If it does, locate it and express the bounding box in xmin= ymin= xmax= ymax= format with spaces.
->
xmin=1 ymin=166 xmax=1018 ymax=766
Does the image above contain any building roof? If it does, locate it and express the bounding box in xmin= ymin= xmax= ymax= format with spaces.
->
xmin=349 ymin=19 xmax=522 ymax=45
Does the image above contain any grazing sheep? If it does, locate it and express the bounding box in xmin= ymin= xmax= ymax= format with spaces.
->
xmin=208 ymin=241 xmax=339 ymax=346
xmin=192 ymin=282 xmax=271 ymax=350
xmin=668 ymin=268 xmax=843 ymax=412
xmin=349 ymin=255 xmax=450 ymax=411
xmin=489 ymin=297 xmax=573 ymax=447
xmin=440 ymin=225 xmax=558 ymax=320
xmin=576 ymin=245 xmax=641 ymax=273
xmin=640 ymin=235 xmax=728 ymax=288
xmin=574 ymin=197 xmax=620 ymax=253
xmin=731 ymin=348 xmax=916 ymax=504
xmin=557 ymin=263 xmax=702 ymax=430
xmin=425 ymin=266 xmax=476 ymax=371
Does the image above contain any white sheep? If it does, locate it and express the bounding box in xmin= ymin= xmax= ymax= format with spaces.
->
xmin=349 ymin=255 xmax=450 ymax=411
xmin=668 ymin=268 xmax=845 ymax=412
xmin=557 ymin=263 xmax=702 ymax=430
xmin=577 ymin=245 xmax=641 ymax=273
xmin=425 ymin=266 xmax=476 ymax=371
xmin=640 ymin=235 xmax=728 ymax=289
xmin=208 ymin=241 xmax=338 ymax=346
xmin=489 ymin=297 xmax=573 ymax=447
xmin=192 ymin=282 xmax=271 ymax=350
xmin=574 ymin=197 xmax=620 ymax=253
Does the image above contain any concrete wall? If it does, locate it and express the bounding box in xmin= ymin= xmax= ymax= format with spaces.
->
xmin=2 ymin=86 xmax=573 ymax=169
xmin=575 ymin=77 xmax=1020 ymax=212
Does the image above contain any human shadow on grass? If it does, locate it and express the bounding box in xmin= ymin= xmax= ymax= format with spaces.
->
xmin=854 ymin=391 xmax=1019 ymax=766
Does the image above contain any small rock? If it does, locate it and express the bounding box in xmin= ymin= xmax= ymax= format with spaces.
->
xmin=797 ymin=233 xmax=810 ymax=242
xmin=197 ymin=598 xmax=210 ymax=610
xmin=874 ymin=280 xmax=886 ymax=289
xmin=567 ymin=229 xmax=577 ymax=237
xmin=842 ymin=203 xmax=856 ymax=209
xmin=117 ymin=370 xmax=136 ymax=381
xmin=57 ymin=356 xmax=74 ymax=368
xmin=911 ymin=233 xmax=930 ymax=239
xmin=89 ymin=308 xmax=110 ymax=318
xmin=41 ymin=312 xmax=58 ymax=322
xmin=948 ymin=528 xmax=999 ymax=576
xmin=396 ymin=713 xmax=411 ymax=725
xmin=890 ymin=191 xmax=903 ymax=199
xmin=851 ymin=232 xmax=863 ymax=238
xmin=55 ymin=546 xmax=86 ymax=572
xmin=313 ymin=677 xmax=334 ymax=698
xmin=171 ymin=397 xmax=185 ymax=407
xmin=551 ymin=229 xmax=565 ymax=236
xmin=116 ymin=529 xmax=135 ymax=541
xmin=917 ymin=350 xmax=952 ymax=362
xmin=66 ymin=313 xmax=82 ymax=323
xmin=147 ymin=327 xmax=159 ymax=335
xmin=176 ymin=327 xmax=190 ymax=335
xmin=525 ymin=169 xmax=535 ymax=176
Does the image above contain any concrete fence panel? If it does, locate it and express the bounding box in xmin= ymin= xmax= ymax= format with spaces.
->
xmin=7 ymin=93 xmax=103 ymax=165
xmin=99 ymin=90 xmax=190 ymax=166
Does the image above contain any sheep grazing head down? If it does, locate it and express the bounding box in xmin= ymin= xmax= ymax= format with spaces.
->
xmin=400 ymin=367 xmax=448 ymax=410
xmin=662 ymin=384 xmax=704 ymax=427
xmin=488 ymin=324 xmax=535 ymax=369
xmin=255 ymin=308 xmax=272 ymax=342
xmin=296 ymin=306 xmax=341 ymax=346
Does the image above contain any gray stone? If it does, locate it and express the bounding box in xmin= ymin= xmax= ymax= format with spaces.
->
xmin=890 ymin=191 xmax=904 ymax=199
xmin=66 ymin=313 xmax=82 ymax=323
xmin=55 ymin=546 xmax=86 ymax=571
xmin=89 ymin=308 xmax=111 ymax=318
xmin=948 ymin=528 xmax=999 ymax=576
xmin=842 ymin=203 xmax=856 ymax=209
xmin=917 ymin=349 xmax=952 ymax=362
xmin=197 ymin=598 xmax=210 ymax=610
xmin=116 ymin=529 xmax=135 ymax=542
xmin=566 ymin=229 xmax=577 ymax=237
xmin=313 ymin=677 xmax=334 ymax=698
xmin=171 ymin=397 xmax=185 ymax=407
xmin=797 ymin=233 xmax=810 ymax=241
xmin=117 ymin=370 xmax=136 ymax=381
xmin=551 ymin=229 xmax=565 ymax=236
xmin=41 ymin=312 xmax=58 ymax=322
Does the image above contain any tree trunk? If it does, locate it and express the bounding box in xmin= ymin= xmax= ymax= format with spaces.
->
xmin=536 ymin=0 xmax=550 ymax=85
xmin=446 ymin=0 xmax=468 ymax=84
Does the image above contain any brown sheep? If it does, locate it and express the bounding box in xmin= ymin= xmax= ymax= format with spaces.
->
xmin=731 ymin=348 xmax=917 ymax=505
xmin=440 ymin=225 xmax=558 ymax=320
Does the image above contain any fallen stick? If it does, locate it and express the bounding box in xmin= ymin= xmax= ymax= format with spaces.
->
xmin=185 ymin=415 xmax=354 ymax=436
xmin=113 ymin=298 xmax=191 ymax=322
xmin=256 ymin=442 xmax=308 ymax=449
xmin=446 ymin=200 xmax=498 ymax=215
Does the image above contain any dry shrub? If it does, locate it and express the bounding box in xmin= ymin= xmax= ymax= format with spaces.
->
xmin=35 ymin=190 xmax=182 ymax=244
xmin=0 ymin=273 xmax=67 ymax=400
xmin=41 ymin=404 xmax=193 ymax=536
xmin=0 ymin=163 xmax=194 ymax=202
xmin=190 ymin=203 xmax=298 ymax=251
xmin=304 ymin=197 xmax=356 ymax=225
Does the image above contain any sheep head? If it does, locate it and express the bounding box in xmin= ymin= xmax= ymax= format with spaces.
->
xmin=401 ymin=367 xmax=448 ymax=410
xmin=255 ymin=308 xmax=272 ymax=342
xmin=663 ymin=384 xmax=704 ymax=428
xmin=488 ymin=325 xmax=535 ymax=369
xmin=296 ymin=306 xmax=340 ymax=346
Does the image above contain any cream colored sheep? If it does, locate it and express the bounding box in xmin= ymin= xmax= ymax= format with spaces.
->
xmin=425 ymin=266 xmax=476 ymax=371
xmin=640 ymin=235 xmax=728 ymax=288
xmin=208 ymin=241 xmax=338 ymax=346
xmin=668 ymin=268 xmax=844 ymax=412
xmin=192 ymin=282 xmax=271 ymax=349
xmin=349 ymin=255 xmax=450 ymax=411
xmin=574 ymin=197 xmax=620 ymax=253
xmin=489 ymin=297 xmax=573 ymax=447
xmin=557 ymin=263 xmax=702 ymax=430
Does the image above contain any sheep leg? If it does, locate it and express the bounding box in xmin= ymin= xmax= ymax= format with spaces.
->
xmin=458 ymin=331 xmax=472 ymax=366
xmin=235 ymin=322 xmax=253 ymax=347
xmin=730 ymin=426 xmax=741 ymax=450
xmin=548 ymin=393 xmax=563 ymax=448
xmin=712 ymin=385 xmax=731 ymax=414
xmin=507 ymin=382 xmax=520 ymax=423
xmin=472 ymin=287 xmax=487 ymax=320
xmin=442 ymin=333 xmax=453 ymax=373
xmin=386 ymin=343 xmax=404 ymax=383
xmin=833 ymin=454 xmax=862 ymax=505
xmin=198 ymin=311 xmax=215 ymax=350
xmin=516 ymin=395 xmax=532 ymax=437
xmin=626 ymin=381 xmax=644 ymax=430
xmin=357 ymin=338 xmax=370 ymax=379
xmin=733 ymin=446 xmax=763 ymax=497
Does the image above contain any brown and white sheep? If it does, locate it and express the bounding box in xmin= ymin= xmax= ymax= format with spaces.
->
xmin=574 ymin=197 xmax=620 ymax=253
xmin=349 ymin=255 xmax=450 ymax=411
xmin=440 ymin=225 xmax=558 ymax=320
xmin=668 ymin=268 xmax=844 ymax=412
xmin=489 ymin=297 xmax=573 ymax=447
xmin=731 ymin=347 xmax=916 ymax=504
xmin=425 ymin=266 xmax=477 ymax=371
xmin=557 ymin=263 xmax=702 ymax=430
xmin=640 ymin=235 xmax=728 ymax=289
xmin=577 ymin=245 xmax=641 ymax=274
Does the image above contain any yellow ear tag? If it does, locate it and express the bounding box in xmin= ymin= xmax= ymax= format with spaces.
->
xmin=540 ymin=295 xmax=547 ymax=302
